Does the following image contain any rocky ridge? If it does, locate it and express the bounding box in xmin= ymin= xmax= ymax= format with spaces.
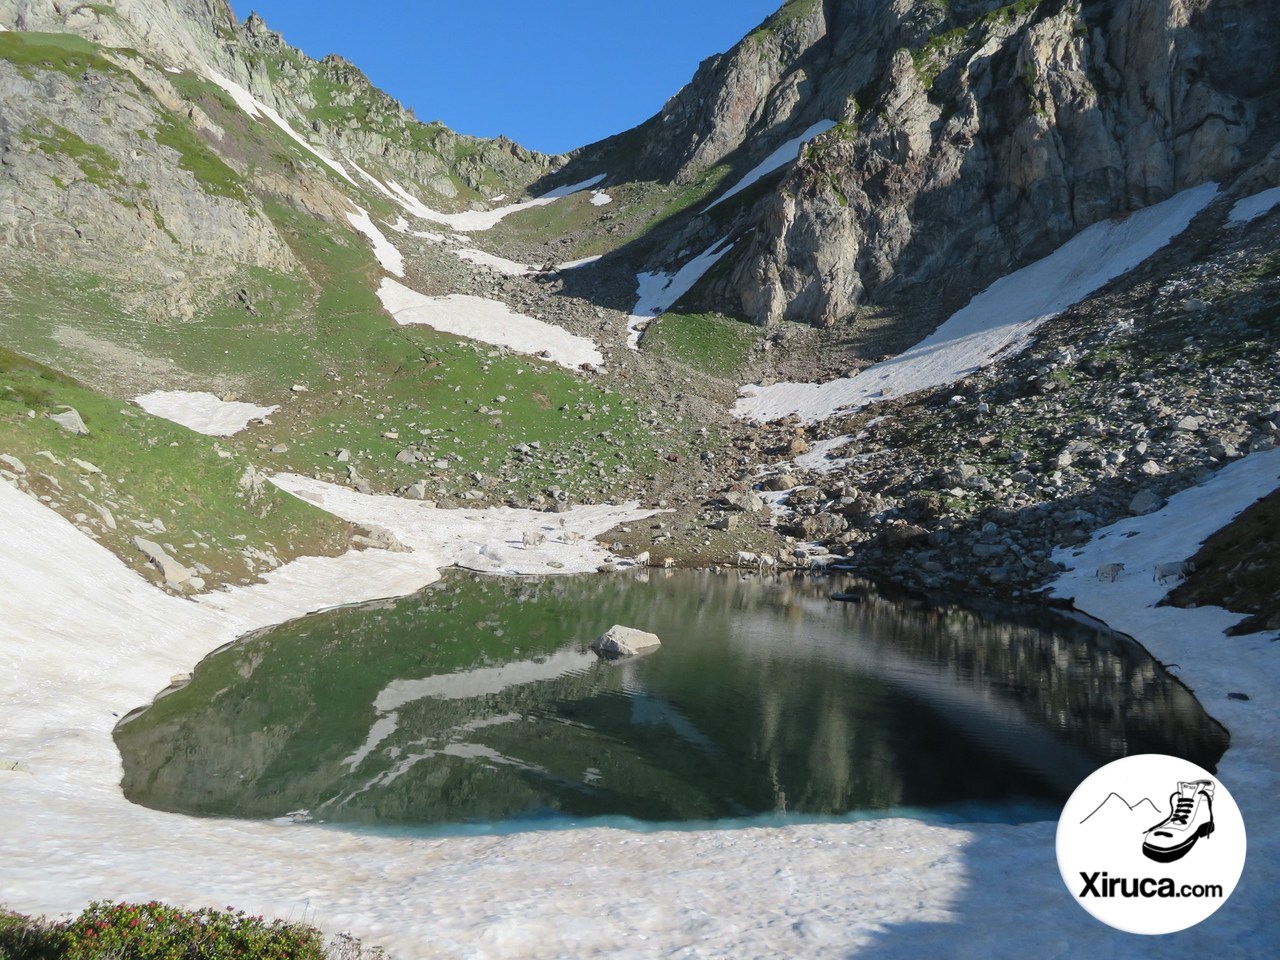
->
xmin=593 ymin=0 xmax=1280 ymax=337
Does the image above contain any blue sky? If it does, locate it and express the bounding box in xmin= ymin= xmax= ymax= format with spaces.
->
xmin=228 ymin=1 xmax=785 ymax=155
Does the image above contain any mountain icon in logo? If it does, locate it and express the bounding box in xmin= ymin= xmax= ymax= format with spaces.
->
xmin=1080 ymin=792 xmax=1162 ymax=826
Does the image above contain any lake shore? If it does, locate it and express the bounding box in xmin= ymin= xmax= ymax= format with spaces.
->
xmin=2 ymin=451 xmax=1277 ymax=958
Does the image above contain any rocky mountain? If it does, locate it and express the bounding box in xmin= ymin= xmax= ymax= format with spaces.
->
xmin=0 ymin=0 xmax=1275 ymax=623
xmin=589 ymin=0 xmax=1280 ymax=333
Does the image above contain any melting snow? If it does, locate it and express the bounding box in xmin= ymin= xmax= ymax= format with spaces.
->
xmin=454 ymin=248 xmax=534 ymax=276
xmin=2 ymin=448 xmax=1276 ymax=957
xmin=628 ymin=237 xmax=736 ymax=349
xmin=202 ymin=68 xmax=356 ymax=185
xmin=133 ymin=391 xmax=277 ymax=436
xmin=1227 ymin=186 xmax=1280 ymax=225
xmin=377 ymin=277 xmax=604 ymax=370
xmin=379 ymin=176 xmax=606 ymax=233
xmin=591 ymin=191 xmax=613 ymax=206
xmin=704 ymin=120 xmax=837 ymax=212
xmin=557 ymin=254 xmax=603 ymax=270
xmin=345 ymin=206 xmax=405 ymax=277
xmin=734 ymin=182 xmax=1219 ymax=423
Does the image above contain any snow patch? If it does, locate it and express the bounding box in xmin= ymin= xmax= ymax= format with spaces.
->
xmin=202 ymin=68 xmax=356 ymax=185
xmin=377 ymin=277 xmax=604 ymax=370
xmin=1227 ymin=186 xmax=1280 ymax=225
xmin=590 ymin=191 xmax=613 ymax=206
xmin=454 ymin=248 xmax=533 ymax=276
xmin=133 ymin=391 xmax=277 ymax=437
xmin=382 ymin=175 xmax=606 ymax=232
xmin=734 ymin=182 xmax=1219 ymax=423
xmin=628 ymin=237 xmax=736 ymax=349
xmin=704 ymin=120 xmax=837 ymax=212
xmin=345 ymin=206 xmax=404 ymax=277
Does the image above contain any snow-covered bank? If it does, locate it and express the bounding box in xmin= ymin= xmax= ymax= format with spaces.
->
xmin=734 ymin=182 xmax=1219 ymax=423
xmin=346 ymin=206 xmax=405 ymax=277
xmin=376 ymin=277 xmax=605 ymax=370
xmin=1 ymin=447 xmax=1279 ymax=955
xmin=379 ymin=175 xmax=606 ymax=233
xmin=628 ymin=237 xmax=736 ymax=349
xmin=133 ymin=391 xmax=277 ymax=436
xmin=703 ymin=120 xmax=836 ymax=212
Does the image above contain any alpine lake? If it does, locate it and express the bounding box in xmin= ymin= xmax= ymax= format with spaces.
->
xmin=115 ymin=570 xmax=1228 ymax=833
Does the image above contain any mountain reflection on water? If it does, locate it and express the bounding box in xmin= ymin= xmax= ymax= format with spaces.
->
xmin=115 ymin=570 xmax=1228 ymax=829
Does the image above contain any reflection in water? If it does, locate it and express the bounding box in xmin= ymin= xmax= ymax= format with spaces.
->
xmin=115 ymin=571 xmax=1227 ymax=829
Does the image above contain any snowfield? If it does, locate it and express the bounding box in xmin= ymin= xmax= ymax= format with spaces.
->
xmin=377 ymin=175 xmax=606 ymax=233
xmin=1228 ymin=186 xmax=1280 ymax=225
xmin=346 ymin=206 xmax=405 ymax=277
xmin=703 ymin=120 xmax=837 ymax=212
xmin=132 ymin=391 xmax=278 ymax=437
xmin=628 ymin=237 xmax=736 ymax=349
xmin=202 ymin=68 xmax=356 ymax=185
xmin=1 ymin=449 xmax=1277 ymax=958
xmin=734 ymin=182 xmax=1220 ymax=423
xmin=377 ymin=277 xmax=605 ymax=370
xmin=453 ymin=247 xmax=534 ymax=277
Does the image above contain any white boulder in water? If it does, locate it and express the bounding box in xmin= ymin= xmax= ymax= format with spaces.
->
xmin=591 ymin=624 xmax=662 ymax=657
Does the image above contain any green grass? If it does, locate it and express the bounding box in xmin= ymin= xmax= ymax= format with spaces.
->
xmin=641 ymin=311 xmax=763 ymax=379
xmin=19 ymin=122 xmax=122 ymax=189
xmin=206 ymin=200 xmax=684 ymax=504
xmin=77 ymin=2 xmax=119 ymax=17
xmin=0 ymin=346 xmax=350 ymax=589
xmin=152 ymin=114 xmax=250 ymax=203
xmin=0 ymin=30 xmax=139 ymax=88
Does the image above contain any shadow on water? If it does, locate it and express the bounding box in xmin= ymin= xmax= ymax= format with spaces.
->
xmin=115 ymin=570 xmax=1227 ymax=839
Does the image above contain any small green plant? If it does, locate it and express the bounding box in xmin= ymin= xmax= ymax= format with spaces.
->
xmin=0 ymin=900 xmax=354 ymax=959
xmin=911 ymin=26 xmax=968 ymax=87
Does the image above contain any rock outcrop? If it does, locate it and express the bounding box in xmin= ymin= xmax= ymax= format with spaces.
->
xmin=616 ymin=0 xmax=1280 ymax=330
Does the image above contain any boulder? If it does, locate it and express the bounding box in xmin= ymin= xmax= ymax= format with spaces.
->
xmin=723 ymin=490 xmax=765 ymax=512
xmin=48 ymin=406 xmax=89 ymax=435
xmin=591 ymin=625 xmax=662 ymax=657
xmin=133 ymin=536 xmax=191 ymax=584
xmin=352 ymin=524 xmax=410 ymax=553
xmin=1130 ymin=490 xmax=1164 ymax=515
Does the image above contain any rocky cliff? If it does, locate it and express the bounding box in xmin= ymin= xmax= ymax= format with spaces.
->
xmin=621 ymin=0 xmax=1280 ymax=330
xmin=0 ymin=0 xmax=561 ymax=307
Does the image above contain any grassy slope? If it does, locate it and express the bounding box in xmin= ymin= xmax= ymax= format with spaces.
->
xmin=0 ymin=348 xmax=351 ymax=590
xmin=0 ymin=24 xmax=702 ymax=592
xmin=641 ymin=311 xmax=764 ymax=381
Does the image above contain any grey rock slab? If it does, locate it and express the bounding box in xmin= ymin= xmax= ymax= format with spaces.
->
xmin=133 ymin=536 xmax=192 ymax=584
xmin=1129 ymin=490 xmax=1164 ymax=515
xmin=49 ymin=407 xmax=90 ymax=435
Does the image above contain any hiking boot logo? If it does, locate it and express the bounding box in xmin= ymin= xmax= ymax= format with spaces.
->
xmin=1142 ymin=779 xmax=1215 ymax=863
xmin=1057 ymin=756 xmax=1247 ymax=935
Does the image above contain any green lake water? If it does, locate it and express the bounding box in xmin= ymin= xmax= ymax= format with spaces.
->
xmin=115 ymin=570 xmax=1228 ymax=830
